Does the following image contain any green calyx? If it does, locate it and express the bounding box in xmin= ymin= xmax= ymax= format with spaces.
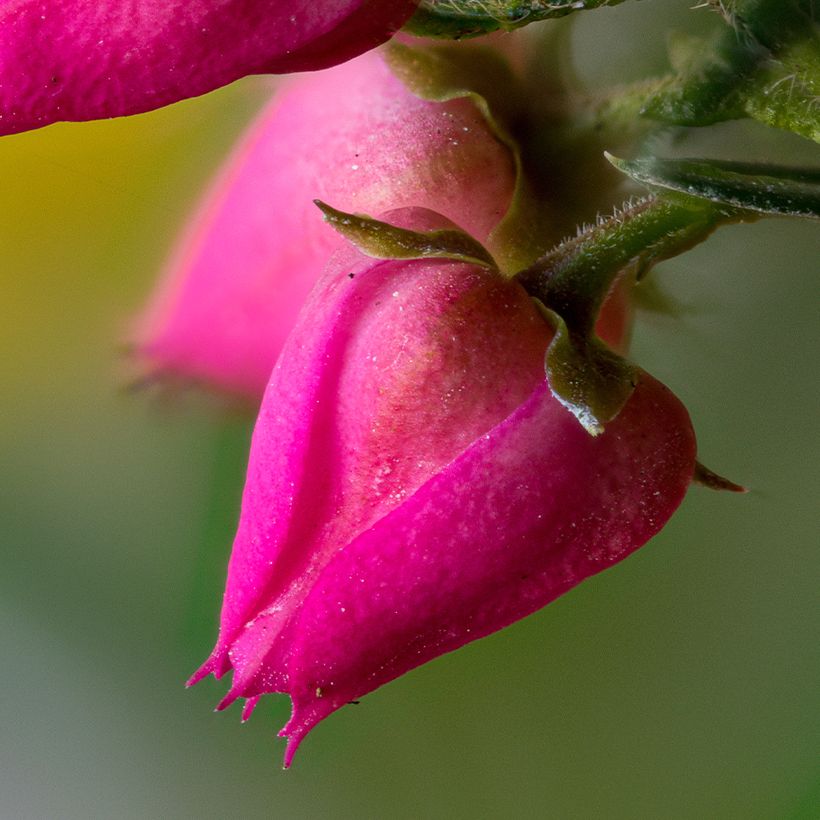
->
xmin=315 ymin=202 xmax=498 ymax=268
xmin=513 ymin=152 xmax=819 ymax=435
xmin=516 ymin=192 xmax=732 ymax=434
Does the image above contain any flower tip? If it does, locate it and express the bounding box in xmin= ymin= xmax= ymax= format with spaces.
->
xmin=277 ymin=694 xmax=341 ymax=767
xmin=281 ymin=728 xmax=311 ymax=770
xmin=215 ymin=690 xmax=241 ymax=713
xmin=282 ymin=739 xmax=299 ymax=770
xmin=185 ymin=662 xmax=213 ymax=689
xmin=240 ymin=697 xmax=260 ymax=723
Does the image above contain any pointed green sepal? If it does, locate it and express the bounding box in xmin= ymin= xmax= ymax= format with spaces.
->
xmin=534 ymin=301 xmax=638 ymax=436
xmin=315 ymin=202 xmax=498 ymax=269
xmin=608 ymin=156 xmax=820 ymax=219
xmin=404 ymin=0 xmax=627 ymax=39
xmin=693 ymin=461 xmax=748 ymax=493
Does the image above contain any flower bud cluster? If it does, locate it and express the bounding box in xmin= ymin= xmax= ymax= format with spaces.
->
xmin=141 ymin=38 xmax=701 ymax=765
xmin=0 ymin=2 xmax=704 ymax=762
xmin=0 ymin=0 xmax=766 ymax=769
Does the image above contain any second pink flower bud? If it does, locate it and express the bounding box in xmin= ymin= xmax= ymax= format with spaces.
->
xmin=136 ymin=46 xmax=518 ymax=397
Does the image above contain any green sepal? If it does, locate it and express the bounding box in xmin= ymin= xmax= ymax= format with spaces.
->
xmin=383 ymin=39 xmax=520 ymax=127
xmin=608 ymin=155 xmax=820 ymax=219
xmin=535 ymin=301 xmax=639 ymax=436
xmin=315 ymin=201 xmax=497 ymax=268
xmin=404 ymin=0 xmax=627 ymax=39
xmin=693 ymin=461 xmax=747 ymax=493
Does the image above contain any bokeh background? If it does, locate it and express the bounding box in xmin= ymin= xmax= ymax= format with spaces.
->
xmin=2 ymin=1 xmax=818 ymax=817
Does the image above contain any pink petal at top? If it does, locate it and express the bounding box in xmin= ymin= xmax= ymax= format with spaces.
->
xmin=135 ymin=48 xmax=518 ymax=397
xmin=0 ymin=0 xmax=418 ymax=136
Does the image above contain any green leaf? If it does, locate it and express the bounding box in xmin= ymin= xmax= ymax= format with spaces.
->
xmin=608 ymin=156 xmax=820 ymax=218
xmin=315 ymin=202 xmax=498 ymax=268
xmin=642 ymin=0 xmax=820 ymax=141
xmin=404 ymin=0 xmax=628 ymax=39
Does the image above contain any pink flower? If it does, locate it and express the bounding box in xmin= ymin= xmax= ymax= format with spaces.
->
xmin=136 ymin=43 xmax=634 ymax=398
xmin=0 ymin=0 xmax=418 ymax=136
xmin=188 ymin=207 xmax=696 ymax=766
xmin=135 ymin=47 xmax=519 ymax=397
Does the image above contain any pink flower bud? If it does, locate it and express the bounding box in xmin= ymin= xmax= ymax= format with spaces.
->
xmin=189 ymin=208 xmax=696 ymax=766
xmin=0 ymin=0 xmax=418 ymax=136
xmin=135 ymin=49 xmax=518 ymax=397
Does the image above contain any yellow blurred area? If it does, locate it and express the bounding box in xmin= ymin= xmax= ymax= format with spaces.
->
xmin=0 ymin=81 xmax=269 ymax=405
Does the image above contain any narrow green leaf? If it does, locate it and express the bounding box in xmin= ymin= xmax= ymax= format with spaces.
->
xmin=315 ymin=202 xmax=498 ymax=268
xmin=404 ymin=0 xmax=627 ymax=39
xmin=608 ymin=155 xmax=820 ymax=218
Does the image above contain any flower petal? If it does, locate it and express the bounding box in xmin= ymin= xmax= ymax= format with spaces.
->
xmin=0 ymin=0 xmax=418 ymax=135
xmin=278 ymin=373 xmax=695 ymax=763
xmin=190 ymin=207 xmax=551 ymax=687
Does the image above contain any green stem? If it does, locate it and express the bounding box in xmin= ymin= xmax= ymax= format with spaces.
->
xmin=515 ymin=195 xmax=728 ymax=336
xmin=513 ymin=194 xmax=738 ymax=434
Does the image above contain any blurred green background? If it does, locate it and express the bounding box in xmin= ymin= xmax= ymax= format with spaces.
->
xmin=1 ymin=2 xmax=818 ymax=817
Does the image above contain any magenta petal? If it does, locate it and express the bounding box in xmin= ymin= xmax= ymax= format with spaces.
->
xmin=191 ymin=208 xmax=693 ymax=766
xmin=193 ymin=207 xmax=551 ymax=686
xmin=0 ymin=0 xmax=418 ymax=135
xmin=278 ymin=374 xmax=695 ymax=761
